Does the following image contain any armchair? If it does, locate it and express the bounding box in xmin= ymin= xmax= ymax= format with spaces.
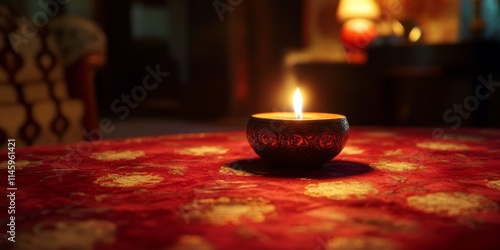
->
xmin=0 ymin=5 xmax=106 ymax=147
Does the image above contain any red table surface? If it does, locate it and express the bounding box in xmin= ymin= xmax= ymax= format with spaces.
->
xmin=1 ymin=127 xmax=500 ymax=250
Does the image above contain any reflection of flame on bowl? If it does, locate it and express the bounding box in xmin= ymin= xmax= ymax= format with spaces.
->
xmin=246 ymin=113 xmax=349 ymax=168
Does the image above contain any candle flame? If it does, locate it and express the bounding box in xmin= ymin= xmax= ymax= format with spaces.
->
xmin=293 ymin=88 xmax=303 ymax=119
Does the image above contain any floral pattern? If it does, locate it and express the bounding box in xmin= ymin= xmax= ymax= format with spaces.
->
xmin=94 ymin=172 xmax=163 ymax=187
xmin=370 ymin=160 xmax=425 ymax=171
xmin=90 ymin=150 xmax=145 ymax=161
xmin=0 ymin=160 xmax=42 ymax=169
xmin=15 ymin=220 xmax=116 ymax=250
xmin=487 ymin=180 xmax=500 ymax=190
xmin=340 ymin=146 xmax=364 ymax=155
xmin=179 ymin=197 xmax=276 ymax=225
xmin=325 ymin=236 xmax=398 ymax=250
xmin=175 ymin=146 xmax=229 ymax=156
xmin=2 ymin=128 xmax=500 ymax=250
xmin=169 ymin=235 xmax=214 ymax=250
xmin=416 ymin=141 xmax=470 ymax=151
xmin=305 ymin=181 xmax=379 ymax=200
xmin=407 ymin=192 xmax=498 ymax=216
xmin=219 ymin=165 xmax=255 ymax=176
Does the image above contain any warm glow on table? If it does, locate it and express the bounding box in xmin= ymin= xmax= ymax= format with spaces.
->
xmin=6 ymin=128 xmax=500 ymax=249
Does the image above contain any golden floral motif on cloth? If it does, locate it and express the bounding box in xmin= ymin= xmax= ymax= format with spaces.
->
xmin=15 ymin=220 xmax=116 ymax=250
xmin=90 ymin=150 xmax=145 ymax=161
xmin=305 ymin=181 xmax=379 ymax=200
xmin=0 ymin=160 xmax=42 ymax=169
xmin=416 ymin=142 xmax=469 ymax=151
xmin=180 ymin=196 xmax=275 ymax=225
xmin=407 ymin=192 xmax=498 ymax=216
xmin=340 ymin=146 xmax=364 ymax=155
xmin=94 ymin=172 xmax=163 ymax=187
xmin=168 ymin=235 xmax=215 ymax=250
xmin=486 ymin=180 xmax=500 ymax=190
xmin=326 ymin=236 xmax=398 ymax=250
xmin=370 ymin=160 xmax=425 ymax=171
xmin=175 ymin=146 xmax=229 ymax=156
xmin=219 ymin=165 xmax=254 ymax=176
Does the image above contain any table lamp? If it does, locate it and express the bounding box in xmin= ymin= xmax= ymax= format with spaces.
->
xmin=337 ymin=0 xmax=380 ymax=63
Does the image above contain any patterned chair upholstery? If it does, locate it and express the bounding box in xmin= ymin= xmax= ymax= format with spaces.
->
xmin=0 ymin=5 xmax=105 ymax=148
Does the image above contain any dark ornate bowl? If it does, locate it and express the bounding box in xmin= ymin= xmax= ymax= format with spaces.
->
xmin=246 ymin=112 xmax=349 ymax=167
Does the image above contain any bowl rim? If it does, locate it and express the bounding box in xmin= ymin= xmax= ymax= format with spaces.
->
xmin=250 ymin=112 xmax=347 ymax=122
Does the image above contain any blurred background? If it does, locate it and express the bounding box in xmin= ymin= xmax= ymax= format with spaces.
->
xmin=1 ymin=0 xmax=500 ymax=145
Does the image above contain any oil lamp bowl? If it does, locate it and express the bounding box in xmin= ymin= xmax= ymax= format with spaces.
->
xmin=246 ymin=112 xmax=349 ymax=168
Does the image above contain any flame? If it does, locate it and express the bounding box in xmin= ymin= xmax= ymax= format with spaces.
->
xmin=293 ymin=88 xmax=303 ymax=119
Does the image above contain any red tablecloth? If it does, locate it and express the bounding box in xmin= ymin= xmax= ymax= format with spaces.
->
xmin=1 ymin=128 xmax=500 ymax=250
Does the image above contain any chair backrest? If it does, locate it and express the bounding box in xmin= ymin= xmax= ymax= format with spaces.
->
xmin=0 ymin=4 xmax=84 ymax=147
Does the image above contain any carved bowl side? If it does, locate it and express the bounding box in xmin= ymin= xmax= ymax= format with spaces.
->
xmin=246 ymin=116 xmax=349 ymax=167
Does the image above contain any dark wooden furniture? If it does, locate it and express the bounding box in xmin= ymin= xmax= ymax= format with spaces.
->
xmin=367 ymin=40 xmax=500 ymax=127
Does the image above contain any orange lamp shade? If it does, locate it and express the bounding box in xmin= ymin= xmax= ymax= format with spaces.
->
xmin=337 ymin=0 xmax=381 ymax=63
xmin=340 ymin=19 xmax=378 ymax=49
